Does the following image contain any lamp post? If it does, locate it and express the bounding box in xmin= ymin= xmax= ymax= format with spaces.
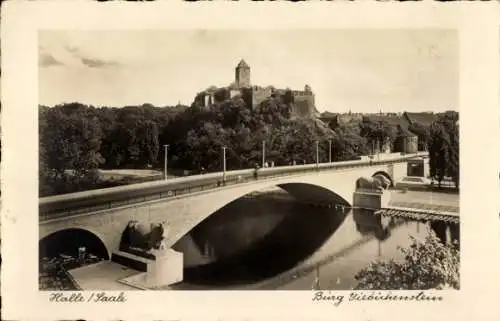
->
xmin=312 ymin=267 xmax=321 ymax=290
xmin=222 ymin=146 xmax=227 ymax=183
xmin=262 ymin=140 xmax=266 ymax=168
xmin=316 ymin=141 xmax=319 ymax=168
xmin=163 ymin=144 xmax=169 ymax=180
xmin=328 ymin=140 xmax=332 ymax=163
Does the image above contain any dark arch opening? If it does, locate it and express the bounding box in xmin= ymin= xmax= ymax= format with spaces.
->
xmin=372 ymin=171 xmax=393 ymax=187
xmin=40 ymin=228 xmax=109 ymax=262
xmin=172 ymin=188 xmax=350 ymax=286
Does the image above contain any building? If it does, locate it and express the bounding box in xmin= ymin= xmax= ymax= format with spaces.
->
xmin=319 ymin=112 xmax=363 ymax=129
xmin=235 ymin=59 xmax=251 ymax=88
xmin=193 ymin=60 xmax=317 ymax=118
xmin=394 ymin=124 xmax=418 ymax=154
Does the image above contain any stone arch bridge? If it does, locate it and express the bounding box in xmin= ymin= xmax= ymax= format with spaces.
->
xmin=39 ymin=154 xmax=425 ymax=259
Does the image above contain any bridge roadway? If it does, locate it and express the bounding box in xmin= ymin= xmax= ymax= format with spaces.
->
xmin=39 ymin=152 xmax=428 ymax=258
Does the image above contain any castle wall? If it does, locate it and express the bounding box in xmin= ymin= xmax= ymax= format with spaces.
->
xmin=240 ymin=87 xmax=254 ymax=110
xmin=229 ymin=89 xmax=241 ymax=99
xmin=292 ymin=93 xmax=315 ymax=118
xmin=252 ymin=87 xmax=274 ymax=108
xmin=193 ymin=91 xmax=217 ymax=109
xmin=193 ymin=93 xmax=206 ymax=108
xmin=292 ymin=90 xmax=308 ymax=96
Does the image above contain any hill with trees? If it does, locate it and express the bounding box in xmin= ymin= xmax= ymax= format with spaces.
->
xmin=39 ymin=93 xmax=453 ymax=196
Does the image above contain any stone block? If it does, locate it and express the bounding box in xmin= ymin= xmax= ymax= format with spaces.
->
xmin=113 ymin=248 xmax=184 ymax=289
xmin=145 ymin=249 xmax=184 ymax=287
xmin=353 ymin=190 xmax=390 ymax=210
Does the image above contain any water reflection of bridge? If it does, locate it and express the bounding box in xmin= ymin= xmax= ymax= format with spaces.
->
xmin=254 ymin=207 xmax=458 ymax=291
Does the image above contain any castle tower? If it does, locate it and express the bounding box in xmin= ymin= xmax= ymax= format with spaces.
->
xmin=235 ymin=59 xmax=251 ymax=88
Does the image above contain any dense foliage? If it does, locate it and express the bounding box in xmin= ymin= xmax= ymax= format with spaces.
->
xmin=354 ymin=229 xmax=460 ymax=290
xmin=39 ymin=103 xmax=184 ymax=196
xmin=39 ymin=93 xmax=447 ymax=196
xmin=427 ymin=111 xmax=459 ymax=188
xmin=359 ymin=117 xmax=397 ymax=152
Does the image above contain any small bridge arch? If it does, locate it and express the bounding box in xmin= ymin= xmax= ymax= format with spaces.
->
xmin=39 ymin=227 xmax=110 ymax=261
xmin=372 ymin=171 xmax=394 ymax=187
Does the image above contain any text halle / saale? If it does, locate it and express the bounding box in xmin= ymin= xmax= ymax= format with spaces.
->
xmin=49 ymin=292 xmax=126 ymax=303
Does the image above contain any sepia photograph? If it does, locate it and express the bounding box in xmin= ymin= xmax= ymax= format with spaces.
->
xmin=37 ymin=29 xmax=460 ymax=292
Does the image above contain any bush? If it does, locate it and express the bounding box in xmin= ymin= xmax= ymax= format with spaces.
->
xmin=354 ymin=228 xmax=459 ymax=290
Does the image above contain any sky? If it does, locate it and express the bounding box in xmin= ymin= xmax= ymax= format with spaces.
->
xmin=39 ymin=29 xmax=458 ymax=113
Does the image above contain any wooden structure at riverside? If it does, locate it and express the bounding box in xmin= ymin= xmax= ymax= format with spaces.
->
xmin=376 ymin=205 xmax=459 ymax=224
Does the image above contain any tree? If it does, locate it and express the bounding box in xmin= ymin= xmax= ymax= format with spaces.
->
xmin=137 ymin=120 xmax=160 ymax=166
xmin=448 ymin=122 xmax=459 ymax=187
xmin=427 ymin=112 xmax=459 ymax=188
xmin=359 ymin=118 xmax=396 ymax=153
xmin=42 ymin=106 xmax=104 ymax=176
xmin=39 ymin=105 xmax=105 ymax=196
xmin=428 ymin=122 xmax=449 ymax=186
xmin=183 ymin=122 xmax=231 ymax=172
xmin=354 ymin=229 xmax=460 ymax=290
xmin=440 ymin=112 xmax=459 ymax=188
xmin=333 ymin=123 xmax=368 ymax=160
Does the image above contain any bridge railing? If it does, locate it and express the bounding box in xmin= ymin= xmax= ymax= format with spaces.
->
xmin=39 ymin=152 xmax=427 ymax=221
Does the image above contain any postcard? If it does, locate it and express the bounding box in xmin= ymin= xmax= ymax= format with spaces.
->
xmin=1 ymin=1 xmax=500 ymax=320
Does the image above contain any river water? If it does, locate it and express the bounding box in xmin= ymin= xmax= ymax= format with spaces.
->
xmin=171 ymin=189 xmax=458 ymax=290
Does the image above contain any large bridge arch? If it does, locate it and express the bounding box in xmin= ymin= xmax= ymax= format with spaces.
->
xmin=39 ymin=227 xmax=110 ymax=261
xmin=163 ymin=180 xmax=353 ymax=248
xmin=193 ymin=180 xmax=354 ymax=220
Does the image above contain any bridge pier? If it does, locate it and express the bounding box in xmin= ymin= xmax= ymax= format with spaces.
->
xmin=111 ymin=248 xmax=184 ymax=289
xmin=353 ymin=189 xmax=390 ymax=210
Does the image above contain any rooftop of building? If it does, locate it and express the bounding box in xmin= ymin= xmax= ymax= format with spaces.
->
xmin=362 ymin=113 xmax=418 ymax=137
xmin=236 ymin=59 xmax=250 ymax=69
xmin=403 ymin=112 xmax=438 ymax=126
xmin=363 ymin=114 xmax=402 ymax=127
xmin=319 ymin=111 xmax=337 ymax=119
xmin=397 ymin=124 xmax=417 ymax=137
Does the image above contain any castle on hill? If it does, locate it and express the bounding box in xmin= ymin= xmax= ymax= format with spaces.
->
xmin=192 ymin=60 xmax=317 ymax=118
